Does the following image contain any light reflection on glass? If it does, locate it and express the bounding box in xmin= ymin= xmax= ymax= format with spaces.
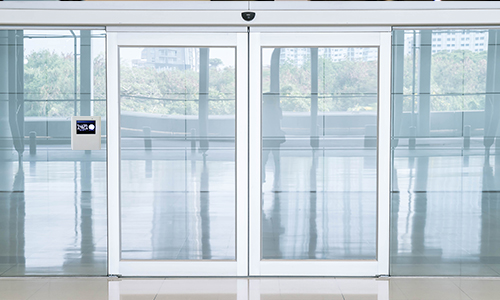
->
xmin=0 ymin=29 xmax=107 ymax=276
xmin=261 ymin=47 xmax=378 ymax=260
xmin=391 ymin=29 xmax=500 ymax=276
xmin=119 ymin=47 xmax=236 ymax=260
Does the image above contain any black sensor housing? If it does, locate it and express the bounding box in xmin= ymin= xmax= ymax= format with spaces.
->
xmin=242 ymin=11 xmax=256 ymax=22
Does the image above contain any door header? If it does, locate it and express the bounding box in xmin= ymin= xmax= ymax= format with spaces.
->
xmin=1 ymin=2 xmax=500 ymax=27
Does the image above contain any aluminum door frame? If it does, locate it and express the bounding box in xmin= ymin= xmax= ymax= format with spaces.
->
xmin=248 ymin=30 xmax=392 ymax=276
xmin=107 ymin=29 xmax=249 ymax=276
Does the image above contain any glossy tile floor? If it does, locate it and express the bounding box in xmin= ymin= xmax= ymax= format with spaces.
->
xmin=0 ymin=160 xmax=107 ymax=276
xmin=2 ymin=277 xmax=500 ymax=300
xmin=391 ymin=153 xmax=500 ymax=276
xmin=1 ymin=144 xmax=500 ymax=276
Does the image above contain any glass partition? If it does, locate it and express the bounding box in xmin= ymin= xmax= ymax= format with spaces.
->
xmin=261 ymin=47 xmax=378 ymax=260
xmin=391 ymin=29 xmax=500 ymax=276
xmin=0 ymin=29 xmax=107 ymax=275
xmin=119 ymin=47 xmax=236 ymax=260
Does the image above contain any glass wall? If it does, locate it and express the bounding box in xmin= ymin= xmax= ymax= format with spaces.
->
xmin=119 ymin=47 xmax=236 ymax=260
xmin=0 ymin=29 xmax=107 ymax=275
xmin=391 ymin=29 xmax=500 ymax=276
xmin=261 ymin=47 xmax=378 ymax=260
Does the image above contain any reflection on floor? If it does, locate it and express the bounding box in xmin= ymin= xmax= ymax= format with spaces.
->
xmin=262 ymin=151 xmax=377 ymax=260
xmin=262 ymin=191 xmax=376 ymax=260
xmin=0 ymin=161 xmax=107 ymax=276
xmin=2 ymin=145 xmax=500 ymax=276
xmin=121 ymin=191 xmax=235 ymax=260
xmin=391 ymin=154 xmax=500 ymax=276
xmin=391 ymin=191 xmax=500 ymax=276
xmin=120 ymin=154 xmax=236 ymax=260
xmin=2 ymin=277 xmax=500 ymax=300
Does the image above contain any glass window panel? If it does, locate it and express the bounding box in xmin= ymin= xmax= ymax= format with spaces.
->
xmin=391 ymin=29 xmax=500 ymax=276
xmin=120 ymin=47 xmax=236 ymax=260
xmin=0 ymin=29 xmax=107 ymax=276
xmin=261 ymin=47 xmax=378 ymax=260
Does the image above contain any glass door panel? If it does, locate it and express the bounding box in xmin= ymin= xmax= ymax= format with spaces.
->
xmin=249 ymin=32 xmax=391 ymax=276
xmin=107 ymin=31 xmax=248 ymax=276
xmin=261 ymin=47 xmax=378 ymax=260
xmin=119 ymin=47 xmax=236 ymax=261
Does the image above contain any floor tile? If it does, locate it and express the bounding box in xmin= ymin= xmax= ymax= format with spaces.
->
xmin=278 ymin=278 xmax=343 ymax=300
xmin=453 ymin=278 xmax=500 ymax=300
xmin=29 ymin=278 xmax=108 ymax=300
xmin=113 ymin=278 xmax=164 ymax=300
xmin=342 ymin=295 xmax=377 ymax=300
xmin=393 ymin=278 xmax=472 ymax=300
xmin=335 ymin=278 xmax=378 ymax=294
xmin=0 ymin=276 xmax=499 ymax=300
xmin=335 ymin=278 xmax=380 ymax=300
xmin=0 ymin=278 xmax=48 ymax=300
xmin=280 ymin=278 xmax=341 ymax=293
xmin=118 ymin=296 xmax=157 ymax=300
xmin=389 ymin=281 xmax=407 ymax=300
xmin=250 ymin=278 xmax=281 ymax=298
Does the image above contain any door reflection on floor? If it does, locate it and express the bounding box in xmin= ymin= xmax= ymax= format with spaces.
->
xmin=0 ymin=159 xmax=107 ymax=276
xmin=108 ymin=278 xmax=388 ymax=300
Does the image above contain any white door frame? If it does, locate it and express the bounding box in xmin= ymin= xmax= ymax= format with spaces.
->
xmin=106 ymin=29 xmax=249 ymax=276
xmin=248 ymin=30 xmax=392 ymax=276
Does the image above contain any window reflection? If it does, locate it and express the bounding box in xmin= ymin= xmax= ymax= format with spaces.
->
xmin=0 ymin=29 xmax=107 ymax=276
xmin=119 ymin=47 xmax=236 ymax=260
xmin=261 ymin=47 xmax=378 ymax=260
xmin=391 ymin=29 xmax=500 ymax=276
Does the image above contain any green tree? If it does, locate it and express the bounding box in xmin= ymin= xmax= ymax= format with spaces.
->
xmin=24 ymin=50 xmax=107 ymax=118
xmin=24 ymin=50 xmax=75 ymax=117
xmin=22 ymin=48 xmax=490 ymax=117
xmin=120 ymin=62 xmax=236 ymax=116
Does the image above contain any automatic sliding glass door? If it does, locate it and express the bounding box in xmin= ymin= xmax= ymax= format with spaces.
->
xmin=249 ymin=31 xmax=391 ymax=276
xmin=107 ymin=30 xmax=248 ymax=276
xmin=107 ymin=28 xmax=391 ymax=277
xmin=120 ymin=46 xmax=238 ymax=262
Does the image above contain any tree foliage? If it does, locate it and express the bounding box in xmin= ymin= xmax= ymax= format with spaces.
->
xmin=23 ymin=48 xmax=490 ymax=118
xmin=120 ymin=61 xmax=236 ymax=116
xmin=23 ymin=50 xmax=107 ymax=117
xmin=263 ymin=57 xmax=378 ymax=113
xmin=24 ymin=50 xmax=75 ymax=117
xmin=402 ymin=50 xmax=487 ymax=112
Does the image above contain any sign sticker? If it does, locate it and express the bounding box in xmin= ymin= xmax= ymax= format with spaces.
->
xmin=76 ymin=120 xmax=96 ymax=135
